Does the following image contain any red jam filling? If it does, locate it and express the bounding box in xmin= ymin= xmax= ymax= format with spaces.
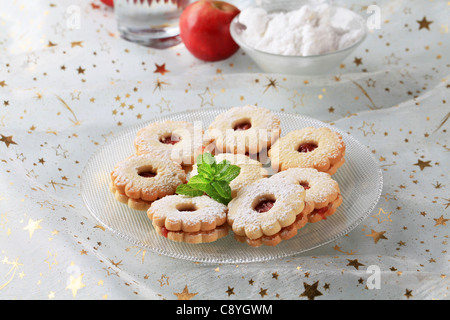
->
xmin=254 ymin=200 xmax=275 ymax=213
xmin=160 ymin=136 xmax=181 ymax=145
xmin=300 ymin=182 xmax=310 ymax=190
xmin=311 ymin=206 xmax=329 ymax=220
xmin=161 ymin=226 xmax=169 ymax=238
xmin=298 ymin=143 xmax=318 ymax=153
xmin=138 ymin=171 xmax=156 ymax=178
xmin=234 ymin=122 xmax=252 ymax=131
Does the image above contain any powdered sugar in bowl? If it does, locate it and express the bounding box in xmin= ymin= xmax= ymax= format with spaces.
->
xmin=230 ymin=1 xmax=367 ymax=75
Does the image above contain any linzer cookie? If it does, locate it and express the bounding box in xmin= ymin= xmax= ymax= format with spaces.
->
xmin=269 ymin=127 xmax=345 ymax=174
xmin=227 ymin=178 xmax=307 ymax=247
xmin=148 ymin=195 xmax=229 ymax=244
xmin=270 ymin=168 xmax=342 ymax=223
xmin=189 ymin=153 xmax=268 ymax=198
xmin=134 ymin=120 xmax=206 ymax=166
xmin=110 ymin=154 xmax=186 ymax=210
xmin=208 ymin=105 xmax=281 ymax=154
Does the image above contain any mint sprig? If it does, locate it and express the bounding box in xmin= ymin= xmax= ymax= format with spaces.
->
xmin=176 ymin=153 xmax=240 ymax=205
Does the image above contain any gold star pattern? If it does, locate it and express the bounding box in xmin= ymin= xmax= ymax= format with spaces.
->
xmin=0 ymin=80 xmax=6 ymax=87
xmin=413 ymin=159 xmax=432 ymax=171
xmin=353 ymin=57 xmax=363 ymax=66
xmin=404 ymin=289 xmax=413 ymax=299
xmin=173 ymin=285 xmax=198 ymax=300
xmin=198 ymin=87 xmax=216 ymax=107
xmin=288 ymin=89 xmax=305 ymax=108
xmin=263 ymin=77 xmax=278 ymax=93
xmin=71 ymin=41 xmax=84 ymax=48
xmin=46 ymin=41 xmax=57 ymax=48
xmin=417 ymin=16 xmax=433 ymax=30
xmin=23 ymin=218 xmax=43 ymax=238
xmin=299 ymin=281 xmax=323 ymax=300
xmin=226 ymin=286 xmax=235 ymax=296
xmin=443 ymin=198 xmax=450 ymax=209
xmin=0 ymin=134 xmax=17 ymax=148
xmin=366 ymin=229 xmax=388 ymax=244
xmin=434 ymin=215 xmax=449 ymax=227
xmin=66 ymin=273 xmax=86 ymax=298
xmin=347 ymin=259 xmax=365 ymax=270
xmin=76 ymin=66 xmax=85 ymax=74
xmin=372 ymin=207 xmax=393 ymax=224
xmin=358 ymin=121 xmax=375 ymax=136
xmin=153 ymin=78 xmax=170 ymax=92
xmin=259 ymin=288 xmax=268 ymax=298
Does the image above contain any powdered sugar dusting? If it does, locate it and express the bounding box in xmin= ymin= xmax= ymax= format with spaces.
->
xmin=239 ymin=3 xmax=365 ymax=56
xmin=149 ymin=195 xmax=227 ymax=228
xmin=228 ymin=178 xmax=305 ymax=238
xmin=270 ymin=168 xmax=339 ymax=205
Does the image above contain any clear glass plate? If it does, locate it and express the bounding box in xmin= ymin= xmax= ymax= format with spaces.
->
xmin=80 ymin=109 xmax=383 ymax=264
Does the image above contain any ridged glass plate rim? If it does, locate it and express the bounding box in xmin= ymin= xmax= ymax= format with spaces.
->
xmin=80 ymin=108 xmax=383 ymax=264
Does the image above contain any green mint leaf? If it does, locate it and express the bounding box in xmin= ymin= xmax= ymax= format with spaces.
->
xmin=197 ymin=165 xmax=214 ymax=180
xmin=197 ymin=152 xmax=216 ymax=166
xmin=201 ymin=184 xmax=229 ymax=205
xmin=176 ymin=184 xmax=204 ymax=197
xmin=211 ymin=181 xmax=232 ymax=200
xmin=214 ymin=160 xmax=231 ymax=176
xmin=195 ymin=153 xmax=215 ymax=179
xmin=216 ymin=164 xmax=241 ymax=183
xmin=187 ymin=175 xmax=211 ymax=189
xmin=186 ymin=153 xmax=239 ymax=205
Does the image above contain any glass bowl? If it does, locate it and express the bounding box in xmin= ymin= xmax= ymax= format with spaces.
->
xmin=230 ymin=1 xmax=367 ymax=75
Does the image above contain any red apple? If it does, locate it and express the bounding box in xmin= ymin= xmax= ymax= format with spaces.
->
xmin=101 ymin=0 xmax=114 ymax=7
xmin=180 ymin=0 xmax=240 ymax=62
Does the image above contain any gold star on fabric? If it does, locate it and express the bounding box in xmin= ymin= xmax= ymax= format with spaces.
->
xmin=263 ymin=77 xmax=278 ymax=93
xmin=299 ymin=281 xmax=323 ymax=300
xmin=153 ymin=78 xmax=170 ymax=92
xmin=23 ymin=218 xmax=43 ymax=238
xmin=413 ymin=159 xmax=432 ymax=171
xmin=46 ymin=41 xmax=57 ymax=48
xmin=198 ymin=87 xmax=216 ymax=107
xmin=366 ymin=229 xmax=388 ymax=244
xmin=353 ymin=57 xmax=363 ymax=66
xmin=71 ymin=41 xmax=84 ymax=48
xmin=66 ymin=273 xmax=86 ymax=298
xmin=0 ymin=80 xmax=7 ymax=87
xmin=226 ymin=286 xmax=235 ymax=296
xmin=417 ymin=16 xmax=433 ymax=30
xmin=404 ymin=289 xmax=413 ymax=299
xmin=358 ymin=121 xmax=375 ymax=136
xmin=443 ymin=198 xmax=450 ymax=209
xmin=372 ymin=207 xmax=392 ymax=224
xmin=347 ymin=259 xmax=365 ymax=270
xmin=0 ymin=134 xmax=17 ymax=148
xmin=174 ymin=285 xmax=198 ymax=300
xmin=434 ymin=215 xmax=449 ymax=226
xmin=76 ymin=66 xmax=85 ymax=74
xmin=154 ymin=63 xmax=169 ymax=75
xmin=259 ymin=288 xmax=268 ymax=298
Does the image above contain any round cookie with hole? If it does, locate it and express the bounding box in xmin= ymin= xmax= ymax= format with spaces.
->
xmin=110 ymin=154 xmax=186 ymax=210
xmin=270 ymin=168 xmax=342 ymax=223
xmin=134 ymin=120 xmax=207 ymax=167
xmin=269 ymin=126 xmax=346 ymax=175
xmin=148 ymin=195 xmax=229 ymax=244
xmin=208 ymin=105 xmax=281 ymax=155
xmin=227 ymin=178 xmax=308 ymax=247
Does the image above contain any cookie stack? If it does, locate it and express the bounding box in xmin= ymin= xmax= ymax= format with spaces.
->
xmin=109 ymin=105 xmax=346 ymax=247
